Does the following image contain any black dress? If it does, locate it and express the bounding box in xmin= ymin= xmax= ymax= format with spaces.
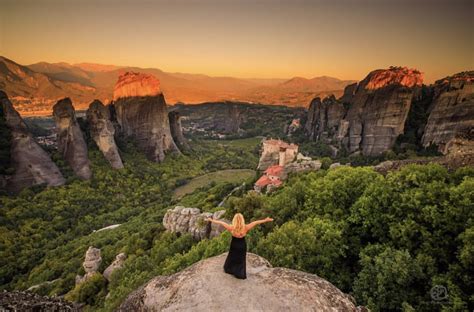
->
xmin=224 ymin=235 xmax=247 ymax=279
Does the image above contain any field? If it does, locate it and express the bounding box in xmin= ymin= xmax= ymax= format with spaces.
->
xmin=173 ymin=169 xmax=256 ymax=199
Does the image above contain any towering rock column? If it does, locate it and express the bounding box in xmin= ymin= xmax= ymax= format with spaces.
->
xmin=224 ymin=105 xmax=241 ymax=134
xmin=113 ymin=72 xmax=180 ymax=162
xmin=422 ymin=71 xmax=474 ymax=155
xmin=86 ymin=100 xmax=124 ymax=169
xmin=53 ymin=98 xmax=92 ymax=180
xmin=342 ymin=67 xmax=423 ymax=155
xmin=168 ymin=110 xmax=190 ymax=150
xmin=0 ymin=91 xmax=65 ymax=193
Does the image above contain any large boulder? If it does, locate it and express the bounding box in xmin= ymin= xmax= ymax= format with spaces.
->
xmin=113 ymin=72 xmax=180 ymax=162
xmin=118 ymin=253 xmax=363 ymax=312
xmin=53 ymin=98 xmax=91 ymax=180
xmin=0 ymin=91 xmax=65 ymax=193
xmin=168 ymin=110 xmax=189 ymax=150
xmin=86 ymin=100 xmax=124 ymax=169
xmin=163 ymin=206 xmax=227 ymax=240
xmin=103 ymin=252 xmax=127 ymax=281
xmin=76 ymin=246 xmax=102 ymax=285
xmin=422 ymin=71 xmax=474 ymax=154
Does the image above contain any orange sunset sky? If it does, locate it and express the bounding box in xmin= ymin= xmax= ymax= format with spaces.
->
xmin=1 ymin=0 xmax=473 ymax=83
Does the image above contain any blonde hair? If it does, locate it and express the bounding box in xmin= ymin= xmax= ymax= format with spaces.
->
xmin=232 ymin=213 xmax=245 ymax=236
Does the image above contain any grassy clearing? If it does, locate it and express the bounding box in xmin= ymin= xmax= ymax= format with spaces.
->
xmin=173 ymin=169 xmax=256 ymax=199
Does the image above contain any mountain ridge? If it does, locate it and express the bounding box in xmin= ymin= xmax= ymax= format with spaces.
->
xmin=0 ymin=56 xmax=355 ymax=115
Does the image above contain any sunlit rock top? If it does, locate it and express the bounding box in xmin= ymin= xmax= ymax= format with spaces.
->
xmin=362 ymin=66 xmax=423 ymax=90
xmin=113 ymin=72 xmax=161 ymax=100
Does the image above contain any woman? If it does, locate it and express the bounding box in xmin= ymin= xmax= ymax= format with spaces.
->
xmin=206 ymin=213 xmax=273 ymax=279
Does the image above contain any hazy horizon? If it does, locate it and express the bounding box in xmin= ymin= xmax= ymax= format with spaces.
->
xmin=1 ymin=0 xmax=473 ymax=83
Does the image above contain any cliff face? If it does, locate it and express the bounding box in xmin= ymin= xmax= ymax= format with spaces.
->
xmin=224 ymin=104 xmax=241 ymax=134
xmin=86 ymin=100 xmax=124 ymax=169
xmin=53 ymin=98 xmax=92 ymax=180
xmin=0 ymin=91 xmax=65 ymax=193
xmin=422 ymin=71 xmax=474 ymax=155
xmin=343 ymin=67 xmax=423 ymax=156
xmin=118 ymin=253 xmax=363 ymax=311
xmin=113 ymin=72 xmax=180 ymax=162
xmin=304 ymin=67 xmax=423 ymax=156
xmin=305 ymin=95 xmax=345 ymax=140
xmin=168 ymin=111 xmax=189 ymax=150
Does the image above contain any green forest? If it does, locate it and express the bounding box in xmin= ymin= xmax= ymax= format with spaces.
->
xmin=0 ymin=127 xmax=472 ymax=311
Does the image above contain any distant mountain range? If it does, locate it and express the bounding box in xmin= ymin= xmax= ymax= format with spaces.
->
xmin=0 ymin=56 xmax=355 ymax=115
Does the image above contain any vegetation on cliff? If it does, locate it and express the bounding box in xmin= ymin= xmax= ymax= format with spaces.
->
xmin=0 ymin=122 xmax=471 ymax=311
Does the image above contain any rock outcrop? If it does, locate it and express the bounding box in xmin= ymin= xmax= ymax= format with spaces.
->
xmin=118 ymin=253 xmax=363 ymax=312
xmin=53 ymin=98 xmax=92 ymax=180
xmin=342 ymin=67 xmax=423 ymax=155
xmin=75 ymin=246 xmax=102 ymax=285
xmin=163 ymin=206 xmax=227 ymax=240
xmin=103 ymin=253 xmax=127 ymax=281
xmin=86 ymin=100 xmax=124 ymax=169
xmin=304 ymin=67 xmax=423 ymax=156
xmin=305 ymin=95 xmax=345 ymax=140
xmin=0 ymin=291 xmax=79 ymax=311
xmin=422 ymin=71 xmax=474 ymax=154
xmin=0 ymin=91 xmax=65 ymax=193
xmin=224 ymin=105 xmax=241 ymax=134
xmin=257 ymin=139 xmax=298 ymax=171
xmin=168 ymin=110 xmax=189 ymax=150
xmin=113 ymin=72 xmax=180 ymax=162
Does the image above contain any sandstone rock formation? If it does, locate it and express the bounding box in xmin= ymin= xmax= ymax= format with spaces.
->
xmin=163 ymin=206 xmax=227 ymax=240
xmin=422 ymin=71 xmax=474 ymax=154
xmin=86 ymin=100 xmax=124 ymax=169
xmin=283 ymin=159 xmax=322 ymax=178
xmin=257 ymin=139 xmax=298 ymax=171
xmin=286 ymin=118 xmax=301 ymax=136
xmin=305 ymin=95 xmax=345 ymax=140
xmin=0 ymin=91 xmax=65 ymax=193
xmin=113 ymin=72 xmax=180 ymax=162
xmin=168 ymin=110 xmax=189 ymax=150
xmin=103 ymin=252 xmax=127 ymax=281
xmin=224 ymin=104 xmax=241 ymax=134
xmin=118 ymin=253 xmax=363 ymax=312
xmin=76 ymin=246 xmax=102 ymax=285
xmin=342 ymin=67 xmax=423 ymax=155
xmin=304 ymin=67 xmax=423 ymax=156
xmin=53 ymin=98 xmax=92 ymax=180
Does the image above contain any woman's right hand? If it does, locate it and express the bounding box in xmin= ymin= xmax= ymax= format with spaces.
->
xmin=265 ymin=217 xmax=274 ymax=222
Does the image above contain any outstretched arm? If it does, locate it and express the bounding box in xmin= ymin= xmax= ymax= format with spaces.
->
xmin=245 ymin=217 xmax=273 ymax=232
xmin=205 ymin=218 xmax=233 ymax=231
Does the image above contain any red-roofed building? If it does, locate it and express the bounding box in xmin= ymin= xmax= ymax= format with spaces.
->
xmin=254 ymin=165 xmax=285 ymax=192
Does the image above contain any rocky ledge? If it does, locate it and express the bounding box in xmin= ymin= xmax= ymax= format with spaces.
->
xmin=118 ymin=253 xmax=366 ymax=312
xmin=0 ymin=290 xmax=79 ymax=311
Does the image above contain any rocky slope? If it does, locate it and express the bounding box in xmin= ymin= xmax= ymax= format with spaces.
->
xmin=118 ymin=253 xmax=364 ymax=311
xmin=86 ymin=100 xmax=124 ymax=169
xmin=0 ymin=91 xmax=65 ymax=193
xmin=422 ymin=71 xmax=474 ymax=154
xmin=113 ymin=72 xmax=180 ymax=162
xmin=168 ymin=110 xmax=189 ymax=150
xmin=53 ymin=98 xmax=92 ymax=180
xmin=0 ymin=291 xmax=79 ymax=311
